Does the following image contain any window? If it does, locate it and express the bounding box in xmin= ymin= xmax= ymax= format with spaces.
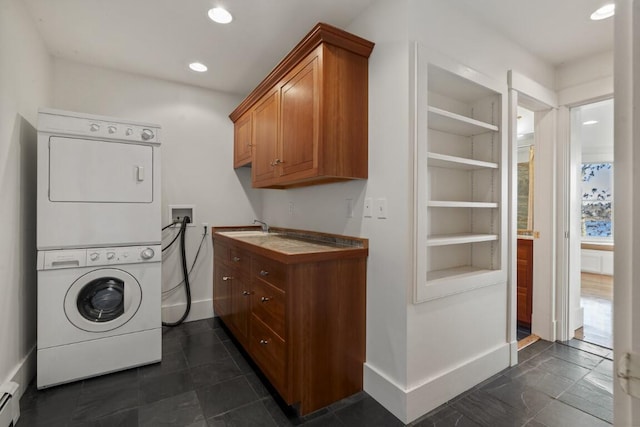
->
xmin=581 ymin=162 xmax=613 ymax=239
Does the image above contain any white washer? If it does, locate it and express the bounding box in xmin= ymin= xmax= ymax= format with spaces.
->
xmin=36 ymin=245 xmax=162 ymax=389
xmin=37 ymin=108 xmax=161 ymax=250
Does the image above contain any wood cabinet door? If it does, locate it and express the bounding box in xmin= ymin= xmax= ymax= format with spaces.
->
xmin=213 ymin=263 xmax=232 ymax=321
xmin=517 ymin=239 xmax=533 ymax=326
xmin=233 ymin=111 xmax=252 ymax=168
xmin=279 ymin=53 xmax=320 ymax=179
xmin=252 ymin=89 xmax=279 ymax=186
xmin=231 ymin=274 xmax=250 ymax=340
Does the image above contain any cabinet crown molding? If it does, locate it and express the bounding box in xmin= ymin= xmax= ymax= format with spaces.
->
xmin=229 ymin=22 xmax=374 ymax=122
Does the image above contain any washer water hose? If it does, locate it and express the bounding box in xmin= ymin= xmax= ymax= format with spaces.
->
xmin=162 ymin=216 xmax=191 ymax=327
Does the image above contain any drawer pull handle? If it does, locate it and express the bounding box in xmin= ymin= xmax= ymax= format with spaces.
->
xmin=259 ymin=270 xmax=269 ymax=277
xmin=242 ymin=290 xmax=251 ymax=296
xmin=259 ymin=339 xmax=269 ymax=345
xmin=233 ymin=256 xmax=241 ymax=262
xmin=260 ymin=296 xmax=270 ymax=302
xmin=222 ymin=276 xmax=232 ymax=281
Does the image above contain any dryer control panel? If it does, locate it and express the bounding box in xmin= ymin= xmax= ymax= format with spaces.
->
xmin=37 ymin=245 xmax=162 ymax=270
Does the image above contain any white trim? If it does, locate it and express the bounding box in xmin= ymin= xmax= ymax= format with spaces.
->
xmin=508 ymin=71 xmax=558 ymax=109
xmin=365 ymin=344 xmax=510 ymax=424
xmin=3 ymin=346 xmax=36 ymax=402
xmin=161 ymin=298 xmax=213 ymax=323
xmin=363 ymin=363 xmax=407 ymax=423
xmin=558 ymin=76 xmax=613 ymax=107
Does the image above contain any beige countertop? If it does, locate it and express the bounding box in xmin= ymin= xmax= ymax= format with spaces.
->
xmin=212 ymin=226 xmax=368 ymax=263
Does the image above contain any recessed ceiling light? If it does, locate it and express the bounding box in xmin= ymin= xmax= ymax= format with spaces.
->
xmin=583 ymin=120 xmax=599 ymax=125
xmin=189 ymin=62 xmax=208 ymax=72
xmin=590 ymin=3 xmax=615 ymax=20
xmin=208 ymin=7 xmax=233 ymax=24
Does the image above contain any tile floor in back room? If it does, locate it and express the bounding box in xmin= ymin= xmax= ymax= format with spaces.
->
xmin=17 ymin=318 xmax=613 ymax=427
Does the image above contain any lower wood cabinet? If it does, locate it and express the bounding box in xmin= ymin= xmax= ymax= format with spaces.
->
xmin=212 ymin=232 xmax=367 ymax=415
xmin=517 ymin=238 xmax=533 ymax=326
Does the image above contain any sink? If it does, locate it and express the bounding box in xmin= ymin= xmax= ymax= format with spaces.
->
xmin=217 ymin=230 xmax=276 ymax=237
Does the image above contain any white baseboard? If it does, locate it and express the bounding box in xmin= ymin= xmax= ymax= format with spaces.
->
xmin=161 ymin=298 xmax=213 ymax=324
xmin=4 ymin=345 xmax=36 ymax=402
xmin=509 ymin=340 xmax=519 ymax=366
xmin=365 ymin=344 xmax=510 ymax=424
xmin=573 ymin=306 xmax=584 ymax=330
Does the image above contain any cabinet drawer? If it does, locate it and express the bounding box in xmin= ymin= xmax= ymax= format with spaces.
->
xmin=214 ymin=241 xmax=250 ymax=271
xmin=250 ymin=314 xmax=287 ymax=391
xmin=252 ymin=256 xmax=286 ymax=290
xmin=252 ymin=279 xmax=285 ymax=339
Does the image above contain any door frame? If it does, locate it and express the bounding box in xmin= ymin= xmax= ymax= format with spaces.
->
xmin=507 ymin=71 xmax=557 ymax=364
xmin=613 ymin=0 xmax=640 ymax=423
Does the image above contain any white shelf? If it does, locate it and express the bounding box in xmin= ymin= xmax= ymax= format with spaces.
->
xmin=427 ymin=265 xmax=492 ymax=282
xmin=427 ymin=152 xmax=498 ymax=170
xmin=427 ymin=233 xmax=498 ymax=246
xmin=428 ymin=201 xmax=498 ymax=208
xmin=428 ymin=106 xmax=498 ymax=136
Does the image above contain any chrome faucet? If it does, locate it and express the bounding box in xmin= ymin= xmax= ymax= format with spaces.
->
xmin=253 ymin=219 xmax=269 ymax=233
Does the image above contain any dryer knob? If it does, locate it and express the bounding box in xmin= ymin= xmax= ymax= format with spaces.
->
xmin=141 ymin=248 xmax=155 ymax=260
xmin=107 ymin=125 xmax=117 ymax=134
xmin=89 ymin=252 xmax=99 ymax=261
xmin=90 ymin=123 xmax=100 ymax=132
xmin=126 ymin=128 xmax=134 ymax=136
xmin=141 ymin=129 xmax=154 ymax=141
xmin=106 ymin=252 xmax=115 ymax=260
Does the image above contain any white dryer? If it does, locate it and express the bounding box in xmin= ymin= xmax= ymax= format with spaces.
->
xmin=37 ymin=108 xmax=161 ymax=250
xmin=36 ymin=245 xmax=162 ymax=389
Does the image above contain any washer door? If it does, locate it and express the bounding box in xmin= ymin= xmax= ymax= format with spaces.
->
xmin=64 ymin=268 xmax=142 ymax=332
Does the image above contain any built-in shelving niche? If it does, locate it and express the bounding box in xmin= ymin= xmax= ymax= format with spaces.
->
xmin=414 ymin=57 xmax=507 ymax=302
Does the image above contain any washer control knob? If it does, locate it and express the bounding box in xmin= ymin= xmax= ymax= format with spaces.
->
xmin=89 ymin=252 xmax=99 ymax=261
xmin=141 ymin=247 xmax=155 ymax=260
xmin=126 ymin=128 xmax=134 ymax=136
xmin=107 ymin=125 xmax=117 ymax=134
xmin=141 ymin=129 xmax=154 ymax=141
xmin=90 ymin=123 xmax=100 ymax=132
xmin=106 ymin=251 xmax=115 ymax=260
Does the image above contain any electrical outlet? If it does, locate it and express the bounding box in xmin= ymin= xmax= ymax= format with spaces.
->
xmin=364 ymin=198 xmax=372 ymax=218
xmin=289 ymin=201 xmax=295 ymax=216
xmin=375 ymin=198 xmax=388 ymax=219
xmin=346 ymin=198 xmax=354 ymax=218
xmin=202 ymin=222 xmax=209 ymax=235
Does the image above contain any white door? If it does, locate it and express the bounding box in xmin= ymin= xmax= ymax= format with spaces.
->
xmin=613 ymin=0 xmax=640 ymax=423
xmin=49 ymin=137 xmax=153 ymax=203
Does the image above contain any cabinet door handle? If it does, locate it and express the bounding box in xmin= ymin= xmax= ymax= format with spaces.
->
xmin=233 ymin=256 xmax=241 ymax=262
xmin=259 ymin=270 xmax=269 ymax=277
xmin=260 ymin=296 xmax=270 ymax=302
xmin=222 ymin=276 xmax=232 ymax=281
xmin=259 ymin=339 xmax=269 ymax=345
xmin=242 ymin=290 xmax=251 ymax=296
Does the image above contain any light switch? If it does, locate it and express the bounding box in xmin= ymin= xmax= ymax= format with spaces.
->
xmin=364 ymin=198 xmax=372 ymax=218
xmin=375 ymin=198 xmax=388 ymax=219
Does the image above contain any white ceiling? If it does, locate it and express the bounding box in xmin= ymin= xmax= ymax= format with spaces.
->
xmin=23 ymin=0 xmax=614 ymax=96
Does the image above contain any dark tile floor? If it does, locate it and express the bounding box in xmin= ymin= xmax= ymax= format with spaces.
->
xmin=17 ymin=319 xmax=613 ymax=427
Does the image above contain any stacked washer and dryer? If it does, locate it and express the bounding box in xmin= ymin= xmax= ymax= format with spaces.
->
xmin=36 ymin=108 xmax=162 ymax=389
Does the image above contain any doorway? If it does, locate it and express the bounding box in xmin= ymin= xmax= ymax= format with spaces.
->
xmin=569 ymin=98 xmax=614 ymax=349
xmin=516 ymin=106 xmax=535 ymax=342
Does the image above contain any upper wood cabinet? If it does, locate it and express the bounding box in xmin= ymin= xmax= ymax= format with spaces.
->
xmin=233 ymin=111 xmax=252 ymax=168
xmin=229 ymin=23 xmax=374 ymax=189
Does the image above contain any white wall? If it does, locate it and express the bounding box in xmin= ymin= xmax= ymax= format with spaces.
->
xmin=51 ymin=59 xmax=261 ymax=322
xmin=260 ymin=0 xmax=558 ymax=422
xmin=0 ymin=0 xmax=51 ymax=397
xmin=556 ymin=50 xmax=613 ymax=106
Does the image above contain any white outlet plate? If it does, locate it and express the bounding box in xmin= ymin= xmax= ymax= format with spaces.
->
xmin=375 ymin=198 xmax=388 ymax=219
xmin=346 ymin=198 xmax=354 ymax=218
xmin=364 ymin=198 xmax=372 ymax=218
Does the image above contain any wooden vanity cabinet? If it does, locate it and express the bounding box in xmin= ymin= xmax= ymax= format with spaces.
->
xmin=213 ymin=241 xmax=251 ymax=344
xmin=212 ymin=233 xmax=367 ymax=415
xmin=230 ymin=22 xmax=374 ymax=189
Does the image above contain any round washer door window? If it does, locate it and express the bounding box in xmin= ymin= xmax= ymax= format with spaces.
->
xmin=64 ymin=268 xmax=142 ymax=333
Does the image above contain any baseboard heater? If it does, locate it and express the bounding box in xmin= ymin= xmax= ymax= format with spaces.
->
xmin=0 ymin=382 xmax=19 ymax=427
